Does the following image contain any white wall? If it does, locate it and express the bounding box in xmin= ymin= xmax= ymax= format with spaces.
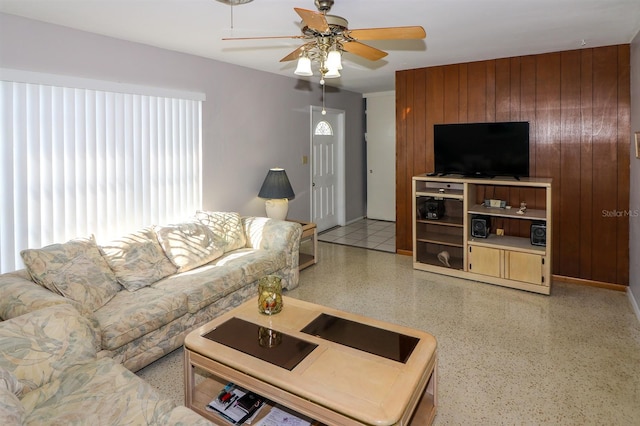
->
xmin=364 ymin=91 xmax=396 ymax=221
xmin=629 ymin=29 xmax=640 ymax=321
xmin=0 ymin=13 xmax=366 ymax=225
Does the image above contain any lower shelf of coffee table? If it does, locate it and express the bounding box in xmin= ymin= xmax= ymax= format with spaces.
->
xmin=187 ymin=355 xmax=436 ymax=426
xmin=190 ymin=368 xmax=321 ymax=426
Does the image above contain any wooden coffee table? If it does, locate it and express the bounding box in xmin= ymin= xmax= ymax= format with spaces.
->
xmin=184 ymin=296 xmax=437 ymax=425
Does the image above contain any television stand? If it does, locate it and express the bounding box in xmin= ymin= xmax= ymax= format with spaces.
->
xmin=464 ymin=173 xmax=494 ymax=179
xmin=412 ymin=175 xmax=552 ymax=295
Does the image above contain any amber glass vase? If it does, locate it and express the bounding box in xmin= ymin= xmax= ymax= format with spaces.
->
xmin=258 ymin=275 xmax=283 ymax=315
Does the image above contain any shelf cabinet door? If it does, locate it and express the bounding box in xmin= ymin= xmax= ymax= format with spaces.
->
xmin=468 ymin=246 xmax=501 ymax=278
xmin=505 ymin=251 xmax=545 ymax=285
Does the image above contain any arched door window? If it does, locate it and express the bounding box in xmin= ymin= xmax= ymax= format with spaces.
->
xmin=314 ymin=120 xmax=333 ymax=136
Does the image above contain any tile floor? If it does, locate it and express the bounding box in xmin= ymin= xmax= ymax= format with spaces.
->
xmin=317 ymin=218 xmax=395 ymax=253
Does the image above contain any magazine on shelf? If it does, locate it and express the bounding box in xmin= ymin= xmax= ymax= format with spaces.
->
xmin=206 ymin=383 xmax=266 ymax=425
xmin=254 ymin=406 xmax=312 ymax=426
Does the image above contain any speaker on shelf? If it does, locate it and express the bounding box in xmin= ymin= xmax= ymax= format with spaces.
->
xmin=418 ymin=198 xmax=445 ymax=220
xmin=530 ymin=222 xmax=546 ymax=246
xmin=471 ymin=215 xmax=490 ymax=238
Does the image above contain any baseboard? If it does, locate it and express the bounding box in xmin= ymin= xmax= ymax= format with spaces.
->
xmin=552 ymin=275 xmax=628 ymax=292
xmin=344 ymin=216 xmax=365 ymax=226
xmin=628 ymin=287 xmax=640 ymax=324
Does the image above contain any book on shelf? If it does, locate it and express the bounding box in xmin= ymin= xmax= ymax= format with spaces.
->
xmin=206 ymin=383 xmax=266 ymax=425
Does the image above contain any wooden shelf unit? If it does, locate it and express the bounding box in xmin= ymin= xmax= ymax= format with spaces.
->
xmin=412 ymin=175 xmax=552 ymax=295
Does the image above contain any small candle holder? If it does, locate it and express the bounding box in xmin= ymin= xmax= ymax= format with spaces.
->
xmin=258 ymin=275 xmax=283 ymax=315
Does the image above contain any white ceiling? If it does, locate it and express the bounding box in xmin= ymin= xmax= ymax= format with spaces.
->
xmin=1 ymin=0 xmax=639 ymax=93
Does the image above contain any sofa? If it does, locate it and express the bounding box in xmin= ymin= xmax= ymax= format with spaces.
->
xmin=0 ymin=211 xmax=302 ymax=373
xmin=0 ymin=304 xmax=215 ymax=425
xmin=0 ymin=211 xmax=302 ymax=424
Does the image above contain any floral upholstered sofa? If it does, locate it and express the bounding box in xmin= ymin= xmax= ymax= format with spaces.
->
xmin=0 ymin=304 xmax=214 ymax=425
xmin=0 ymin=212 xmax=301 ymax=424
xmin=0 ymin=212 xmax=302 ymax=373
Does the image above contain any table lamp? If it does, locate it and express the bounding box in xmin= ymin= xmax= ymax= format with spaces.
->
xmin=258 ymin=168 xmax=295 ymax=220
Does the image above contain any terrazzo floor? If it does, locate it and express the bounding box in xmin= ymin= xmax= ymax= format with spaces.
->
xmin=136 ymin=242 xmax=640 ymax=425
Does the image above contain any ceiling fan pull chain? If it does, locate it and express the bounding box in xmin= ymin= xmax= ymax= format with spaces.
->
xmin=322 ymin=82 xmax=327 ymax=115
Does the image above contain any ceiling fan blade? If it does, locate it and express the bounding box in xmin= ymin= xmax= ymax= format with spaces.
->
xmin=279 ymin=44 xmax=314 ymax=62
xmin=222 ymin=35 xmax=305 ymax=41
xmin=294 ymin=7 xmax=330 ymax=33
xmin=348 ymin=26 xmax=426 ymax=40
xmin=342 ymin=41 xmax=388 ymax=61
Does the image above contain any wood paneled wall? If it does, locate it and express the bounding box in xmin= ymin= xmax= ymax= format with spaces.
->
xmin=396 ymin=45 xmax=630 ymax=286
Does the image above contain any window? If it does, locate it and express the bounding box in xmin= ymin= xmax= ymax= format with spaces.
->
xmin=314 ymin=120 xmax=333 ymax=135
xmin=0 ymin=71 xmax=204 ymax=273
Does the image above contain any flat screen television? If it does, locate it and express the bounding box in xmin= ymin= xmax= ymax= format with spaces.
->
xmin=433 ymin=121 xmax=530 ymax=178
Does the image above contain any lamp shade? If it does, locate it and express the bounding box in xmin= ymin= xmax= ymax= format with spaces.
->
xmin=258 ymin=168 xmax=295 ymax=200
xmin=327 ymin=50 xmax=343 ymax=70
xmin=294 ymin=56 xmax=313 ymax=76
xmin=324 ymin=67 xmax=341 ymax=79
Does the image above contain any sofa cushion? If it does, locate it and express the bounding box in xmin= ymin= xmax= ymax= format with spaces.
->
xmin=20 ymin=357 xmax=180 ymax=425
xmin=155 ymin=221 xmax=224 ymax=273
xmin=93 ymin=287 xmax=188 ymax=350
xmin=0 ymin=270 xmax=76 ymax=320
xmin=20 ymin=236 xmax=121 ymax=311
xmin=0 ymin=304 xmax=98 ymax=394
xmin=214 ymin=248 xmax=287 ymax=284
xmin=0 ymin=367 xmax=24 ymax=396
xmin=0 ymin=367 xmax=25 ymax=424
xmin=152 ymin=263 xmax=246 ymax=314
xmin=195 ymin=211 xmax=247 ymax=253
xmin=0 ymin=385 xmax=25 ymax=425
xmin=100 ymin=227 xmax=177 ymax=291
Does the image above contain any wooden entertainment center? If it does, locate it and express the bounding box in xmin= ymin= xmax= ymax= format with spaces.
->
xmin=412 ymin=175 xmax=552 ymax=295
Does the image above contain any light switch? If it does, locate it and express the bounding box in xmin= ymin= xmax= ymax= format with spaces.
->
xmin=302 ymin=155 xmax=308 ymax=164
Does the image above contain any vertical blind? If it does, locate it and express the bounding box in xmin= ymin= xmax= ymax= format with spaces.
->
xmin=0 ymin=79 xmax=203 ymax=273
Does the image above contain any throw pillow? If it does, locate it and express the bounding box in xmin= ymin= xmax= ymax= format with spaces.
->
xmin=20 ymin=236 xmax=121 ymax=311
xmin=100 ymin=227 xmax=177 ymax=291
xmin=195 ymin=211 xmax=247 ymax=252
xmin=155 ymin=221 xmax=224 ymax=273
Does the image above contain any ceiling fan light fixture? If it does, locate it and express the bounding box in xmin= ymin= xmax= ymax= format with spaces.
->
xmin=215 ymin=0 xmax=253 ymax=5
xmin=294 ymin=56 xmax=314 ymax=76
xmin=326 ymin=50 xmax=343 ymax=70
xmin=324 ymin=67 xmax=341 ymax=79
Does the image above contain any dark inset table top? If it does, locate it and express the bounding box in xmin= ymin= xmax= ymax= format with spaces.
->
xmin=301 ymin=313 xmax=419 ymax=363
xmin=202 ymin=317 xmax=317 ymax=371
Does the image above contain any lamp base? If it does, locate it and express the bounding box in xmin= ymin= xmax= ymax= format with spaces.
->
xmin=265 ymin=199 xmax=289 ymax=221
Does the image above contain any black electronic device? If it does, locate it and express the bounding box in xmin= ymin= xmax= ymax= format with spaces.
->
xmin=471 ymin=215 xmax=491 ymax=238
xmin=424 ymin=199 xmax=445 ymax=219
xmin=417 ymin=198 xmax=445 ymax=220
xmin=530 ymin=222 xmax=547 ymax=246
xmin=434 ymin=121 xmax=530 ymax=179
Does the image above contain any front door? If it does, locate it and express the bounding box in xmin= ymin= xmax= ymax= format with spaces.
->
xmin=310 ymin=106 xmax=345 ymax=232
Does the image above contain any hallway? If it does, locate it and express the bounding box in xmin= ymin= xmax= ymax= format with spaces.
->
xmin=317 ymin=218 xmax=395 ymax=253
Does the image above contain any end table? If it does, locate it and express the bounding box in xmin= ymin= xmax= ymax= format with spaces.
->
xmin=288 ymin=220 xmax=317 ymax=270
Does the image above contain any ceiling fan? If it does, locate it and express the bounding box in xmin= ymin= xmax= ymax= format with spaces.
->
xmin=222 ymin=0 xmax=426 ymax=83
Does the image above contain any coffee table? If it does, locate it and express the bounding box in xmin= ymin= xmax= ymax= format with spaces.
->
xmin=184 ymin=296 xmax=437 ymax=425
